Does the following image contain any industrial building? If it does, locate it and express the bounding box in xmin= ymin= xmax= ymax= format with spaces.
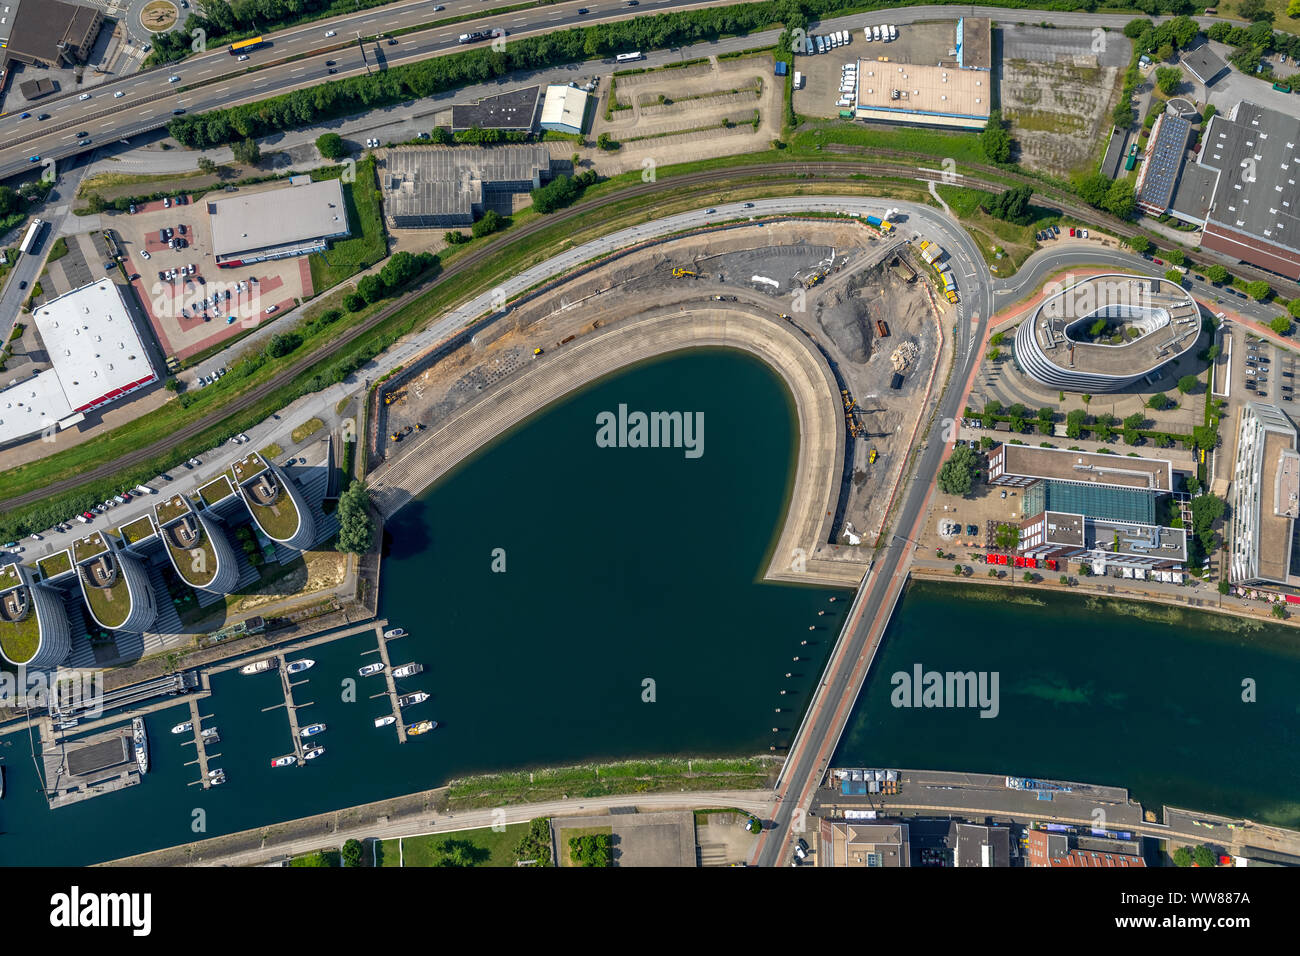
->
xmin=539 ymin=85 xmax=590 ymax=135
xmin=954 ymin=823 xmax=1012 ymax=867
xmin=379 ymin=145 xmax=552 ymax=228
xmin=450 ymin=86 xmax=540 ymax=132
xmin=1169 ymin=102 xmax=1300 ymax=280
xmin=0 ymin=280 xmax=158 ymax=448
xmin=1135 ymin=111 xmax=1194 ymax=217
xmin=208 ymin=177 xmax=350 ymax=268
xmin=1180 ymin=42 xmax=1229 ymax=88
xmin=5 ymin=0 xmax=103 ymax=68
xmin=0 ymin=562 xmax=72 ymax=669
xmin=853 ymin=18 xmax=992 ymax=129
xmin=1229 ymin=402 xmax=1299 ymax=585
xmin=1013 ymin=274 xmax=1201 ymax=393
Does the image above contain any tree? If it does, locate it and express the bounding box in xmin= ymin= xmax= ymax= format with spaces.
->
xmin=1193 ymin=845 xmax=1219 ymax=867
xmin=344 ymin=291 xmax=366 ymax=311
xmin=472 ymin=210 xmax=505 ymax=238
xmin=1148 ymin=393 xmax=1172 ymax=411
xmin=987 ymin=347 xmax=1002 ymax=362
xmin=232 ymin=136 xmax=261 ymax=165
xmin=1272 ymin=603 xmax=1287 ymax=619
xmin=995 ymin=523 xmax=1020 ymax=550
xmin=980 ymin=110 xmax=1012 ymax=163
xmin=1126 ymin=235 xmax=1151 ymax=255
xmin=336 ymin=481 xmax=375 ymax=555
xmin=1123 ymin=18 xmax=1154 ymax=38
xmin=569 ymin=833 xmax=613 ymax=867
xmin=444 ymin=230 xmax=469 ymax=245
xmin=1206 ymin=264 xmax=1229 ymax=284
xmin=985 ymin=185 xmax=1034 ymax=225
xmin=1290 ymin=0 xmax=1300 ymax=17
xmin=315 ymin=132 xmax=347 ymax=159
xmin=1270 ymin=315 xmax=1293 ymax=336
xmin=1155 ymin=66 xmax=1182 ymax=95
xmin=357 ymin=273 xmax=386 ymax=304
xmin=1066 ymin=408 xmax=1088 ymax=439
xmin=433 ymin=839 xmax=490 ymax=867
xmin=990 ymin=331 xmax=1005 ymax=347
xmin=596 ymin=132 xmax=620 ymax=151
xmin=1238 ymin=0 xmax=1273 ymax=21
xmin=954 ymin=563 xmax=964 ymax=576
xmin=341 ymin=839 xmax=364 ymax=867
xmin=1165 ymin=248 xmax=1185 ymax=266
xmin=265 ymin=331 xmax=302 ymax=358
xmin=197 ymin=155 xmax=218 ymax=175
xmin=1247 ymin=279 xmax=1272 ymax=301
xmin=84 ymin=192 xmax=107 ymax=213
xmin=1177 ymin=374 xmax=1199 ymax=394
xmin=1060 ymin=575 xmax=1069 ymax=586
xmin=1173 ymin=846 xmax=1193 ymax=867
xmin=1102 ymin=179 xmax=1137 ymax=219
xmin=1023 ymin=571 xmax=1034 ymax=583
xmin=1289 ymin=299 xmax=1300 ymax=320
xmin=937 ymin=445 xmax=981 ymax=496
xmin=0 ymin=185 xmax=17 ymax=217
xmin=1166 ymin=268 xmax=1186 ymax=283
xmin=1218 ymin=579 xmax=1231 ymax=595
xmin=1123 ymin=413 xmax=1145 ymax=431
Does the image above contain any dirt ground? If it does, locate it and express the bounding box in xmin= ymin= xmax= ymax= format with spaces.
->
xmin=378 ymin=218 xmax=941 ymax=552
xmin=998 ymin=25 xmax=1131 ymax=177
xmin=578 ymin=54 xmax=781 ymax=175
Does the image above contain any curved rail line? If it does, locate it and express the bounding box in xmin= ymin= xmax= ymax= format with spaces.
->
xmin=0 ymin=158 xmax=1213 ymax=513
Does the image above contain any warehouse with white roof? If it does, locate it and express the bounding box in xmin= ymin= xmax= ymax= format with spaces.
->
xmin=0 ymin=280 xmax=157 ymax=448
xmin=208 ymin=177 xmax=351 ymax=267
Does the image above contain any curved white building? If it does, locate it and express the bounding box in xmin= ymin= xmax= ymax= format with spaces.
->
xmin=73 ymin=531 xmax=157 ymax=633
xmin=1014 ymin=274 xmax=1201 ymax=393
xmin=0 ymin=563 xmax=71 ymax=669
xmin=231 ymin=452 xmax=317 ymax=550
xmin=155 ymin=495 xmax=241 ymax=594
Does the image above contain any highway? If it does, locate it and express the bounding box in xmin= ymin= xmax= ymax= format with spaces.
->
xmin=0 ymin=3 xmax=1237 ymax=182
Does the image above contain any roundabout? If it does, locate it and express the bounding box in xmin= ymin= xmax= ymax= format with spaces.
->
xmin=139 ymin=0 xmax=179 ymax=34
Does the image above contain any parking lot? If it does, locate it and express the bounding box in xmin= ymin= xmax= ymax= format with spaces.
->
xmin=1233 ymin=332 xmax=1294 ymax=407
xmin=110 ymin=193 xmax=309 ymax=362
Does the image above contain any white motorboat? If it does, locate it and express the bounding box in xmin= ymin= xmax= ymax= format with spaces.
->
xmin=358 ymin=662 xmax=385 ymax=677
xmin=397 ymin=692 xmax=429 ymax=708
xmin=271 ymin=755 xmax=297 ymax=768
xmin=132 ymin=717 xmax=149 ymax=774
xmin=391 ymin=662 xmax=423 ymax=678
xmin=299 ymin=723 xmax=326 ymax=737
xmin=374 ymin=715 xmax=396 ymax=728
xmin=240 ymin=658 xmax=274 ymax=675
xmin=285 ymin=659 xmax=315 ymax=674
xmin=171 ymin=721 xmax=193 ymax=735
xmin=303 ymin=746 xmax=325 ymax=760
xmin=383 ymin=627 xmax=407 ymax=640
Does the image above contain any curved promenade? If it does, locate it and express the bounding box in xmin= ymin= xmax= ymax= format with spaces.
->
xmin=369 ymin=306 xmax=855 ymax=586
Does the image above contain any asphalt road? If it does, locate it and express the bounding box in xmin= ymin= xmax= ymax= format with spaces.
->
xmin=0 ymin=3 xmax=1232 ymax=181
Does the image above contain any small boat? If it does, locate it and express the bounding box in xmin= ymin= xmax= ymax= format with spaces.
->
xmin=132 ymin=717 xmax=149 ymax=775
xmin=383 ymin=627 xmax=407 ymax=640
xmin=397 ymin=691 xmax=429 ymax=708
xmin=303 ymin=746 xmax=325 ymax=760
xmin=171 ymin=721 xmax=193 ymax=735
xmin=405 ymin=720 xmax=437 ymax=735
xmin=299 ymin=723 xmax=326 ymax=737
xmin=358 ymin=662 xmax=385 ymax=677
xmin=240 ymin=658 xmax=275 ymax=675
xmin=208 ymin=767 xmax=224 ymax=778
xmin=374 ymin=715 xmax=396 ymax=728
xmin=208 ymin=768 xmax=226 ymax=785
xmin=391 ymin=662 xmax=423 ymax=678
xmin=285 ymin=659 xmax=315 ymax=674
xmin=271 ymin=755 xmax=297 ymax=768
xmin=0 ymin=761 xmax=6 ymax=800
xmin=201 ymin=727 xmax=219 ymax=739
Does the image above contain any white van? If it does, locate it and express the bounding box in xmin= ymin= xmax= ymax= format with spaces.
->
xmin=872 ymin=25 xmax=881 ymax=41
xmin=816 ymin=36 xmax=825 ymax=54
xmin=841 ymin=30 xmax=850 ymax=45
xmin=889 ymin=24 xmax=897 ymax=41
xmin=864 ymin=27 xmax=873 ymax=42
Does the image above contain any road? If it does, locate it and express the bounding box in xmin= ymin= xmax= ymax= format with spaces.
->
xmin=0 ymin=2 xmax=1235 ymax=181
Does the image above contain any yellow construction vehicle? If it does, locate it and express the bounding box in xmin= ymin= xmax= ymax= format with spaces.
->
xmin=671 ymin=267 xmax=700 ymax=279
xmin=869 ymin=449 xmax=878 ymax=464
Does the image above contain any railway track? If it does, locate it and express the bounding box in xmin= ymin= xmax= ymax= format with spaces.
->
xmin=0 ymin=156 xmax=1263 ymax=515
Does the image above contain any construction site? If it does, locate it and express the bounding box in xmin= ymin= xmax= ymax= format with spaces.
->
xmin=374 ymin=217 xmax=945 ymax=554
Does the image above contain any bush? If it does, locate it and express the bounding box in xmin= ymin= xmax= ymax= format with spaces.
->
xmin=344 ymin=291 xmax=366 ymax=311
xmin=232 ymin=137 xmax=261 ymax=165
xmin=336 ymin=481 xmax=375 ymax=555
xmin=1147 ymin=393 xmax=1172 ymax=411
xmin=357 ymin=273 xmax=386 ymax=303
xmin=1270 ymin=315 xmax=1293 ymax=336
xmin=444 ymin=230 xmax=469 ymax=245
xmin=265 ymin=332 xmax=303 ymax=358
xmin=471 ymin=210 xmax=506 ymax=238
xmin=315 ymin=133 xmax=347 ymax=160
xmin=596 ymin=132 xmax=620 ymax=151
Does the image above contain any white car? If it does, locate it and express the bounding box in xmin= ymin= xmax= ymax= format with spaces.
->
xmin=238 ymin=54 xmax=249 ymax=61
xmin=168 ymin=75 xmax=181 ymax=83
xmin=113 ymin=91 xmax=125 ymax=98
xmin=265 ymin=304 xmax=278 ymax=313
xmin=325 ymin=30 xmax=337 ymax=37
xmin=163 ymin=197 xmax=171 ymax=208
xmin=141 ymin=250 xmax=151 ymax=259
xmin=79 ymin=93 xmax=91 ymax=101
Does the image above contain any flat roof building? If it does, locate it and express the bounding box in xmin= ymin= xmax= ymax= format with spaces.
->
xmin=1181 ymin=43 xmax=1229 ymax=87
xmin=539 ymin=85 xmax=589 ymax=135
xmin=1020 ymin=510 xmax=1188 ymax=571
xmin=954 ymin=823 xmax=1012 ymax=867
xmin=6 ymin=0 xmax=103 ymax=68
xmin=208 ymin=178 xmax=350 ymax=268
xmin=854 ymin=60 xmax=991 ymax=130
xmin=819 ymin=818 xmax=911 ymax=867
xmin=450 ymin=86 xmax=540 ymax=131
xmin=1173 ymin=102 xmax=1300 ymax=280
xmin=989 ymin=444 xmax=1174 ymax=494
xmin=1014 ymin=274 xmax=1201 ymax=392
xmin=956 ymin=17 xmax=992 ymax=71
xmin=0 ymin=280 xmax=158 ymax=448
xmin=1026 ymin=828 xmax=1147 ymax=867
xmin=1135 ymin=112 xmax=1194 ymax=217
xmin=379 ymin=145 xmax=551 ymax=228
xmin=1230 ymin=402 xmax=1298 ymax=585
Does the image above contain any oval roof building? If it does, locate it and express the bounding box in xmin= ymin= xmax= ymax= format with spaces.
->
xmin=1014 ymin=274 xmax=1201 ymax=393
xmin=0 ymin=563 xmax=71 ymax=669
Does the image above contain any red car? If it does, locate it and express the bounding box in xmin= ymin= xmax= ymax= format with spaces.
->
xmin=1068 ymin=227 xmax=1076 ymax=237
xmin=1153 ymin=258 xmax=1164 ymax=266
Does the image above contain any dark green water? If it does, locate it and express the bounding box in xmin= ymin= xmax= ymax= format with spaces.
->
xmin=834 ymin=582 xmax=1300 ymax=826
xmin=0 ymin=349 xmax=848 ymax=865
xmin=4 ymin=349 xmax=1300 ymax=865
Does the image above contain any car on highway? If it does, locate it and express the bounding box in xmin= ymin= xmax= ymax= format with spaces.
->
xmin=626 ymin=0 xmax=639 ymax=5
xmin=19 ymin=112 xmax=29 ymax=118
xmin=325 ymin=30 xmax=337 ymax=37
xmin=578 ymin=6 xmax=589 ymax=11
xmin=326 ymin=60 xmax=336 ymax=66
xmin=238 ymin=54 xmax=250 ymax=61
xmin=168 ymin=75 xmax=181 ymax=83
xmin=388 ymin=35 xmax=398 ymax=43
xmin=114 ymin=90 xmax=125 ymax=97
xmin=79 ymin=93 xmax=91 ymax=101
xmin=79 ymin=138 xmax=91 ymax=146
xmin=27 ymin=155 xmax=38 ymax=163
xmin=17 ymin=280 xmax=26 ymax=290
xmin=328 ymin=68 xmax=338 ymax=74
xmin=37 ymin=114 xmax=49 ymax=120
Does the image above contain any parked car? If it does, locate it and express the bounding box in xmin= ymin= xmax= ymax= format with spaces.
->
xmin=265 ymin=304 xmax=278 ymax=313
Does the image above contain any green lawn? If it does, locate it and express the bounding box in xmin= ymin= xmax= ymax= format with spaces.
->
xmin=82 ymin=576 xmax=132 ymax=629
xmin=0 ymin=614 xmax=41 ymax=664
xmin=38 ymin=551 xmax=72 ymax=578
xmin=308 ymin=157 xmax=387 ymax=291
xmin=46 ymin=236 xmax=68 ymax=262
xmin=198 ymin=475 xmax=234 ymax=506
xmin=245 ymin=493 xmax=301 ymax=542
xmin=381 ymin=822 xmax=534 ymax=867
xmin=291 ymin=417 xmax=324 ymax=444
xmin=168 ymin=535 xmax=217 ymax=587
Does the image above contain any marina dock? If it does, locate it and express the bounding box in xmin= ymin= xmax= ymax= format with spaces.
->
xmin=373 ymin=621 xmax=407 ymax=744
